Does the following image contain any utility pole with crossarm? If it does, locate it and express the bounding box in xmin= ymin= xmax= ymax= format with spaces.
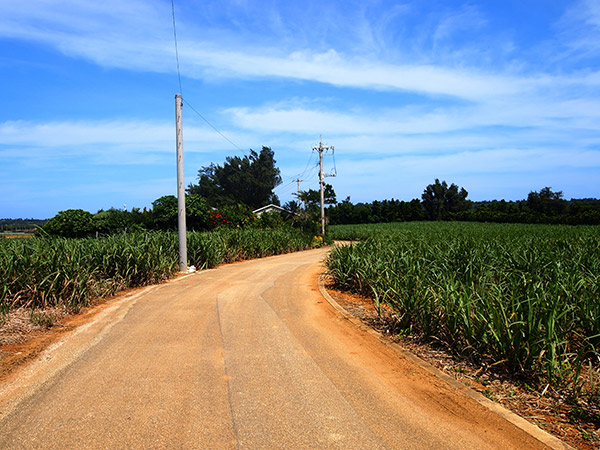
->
xmin=313 ymin=136 xmax=335 ymax=235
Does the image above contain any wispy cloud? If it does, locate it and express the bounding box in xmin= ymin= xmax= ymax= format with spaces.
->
xmin=1 ymin=0 xmax=599 ymax=216
xmin=557 ymin=0 xmax=600 ymax=61
xmin=0 ymin=0 xmax=583 ymax=102
xmin=226 ymin=90 xmax=600 ymax=140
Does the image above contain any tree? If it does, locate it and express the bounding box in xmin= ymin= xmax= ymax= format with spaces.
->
xmin=94 ymin=208 xmax=133 ymax=235
xmin=186 ymin=194 xmax=212 ymax=231
xmin=526 ymin=187 xmax=566 ymax=217
xmin=421 ymin=179 xmax=469 ymax=220
xmin=283 ymin=200 xmax=301 ymax=214
xmin=327 ymin=196 xmax=356 ymax=224
xmin=296 ymin=183 xmax=337 ymax=209
xmin=151 ymin=195 xmax=178 ymax=230
xmin=42 ymin=209 xmax=94 ymax=238
xmin=187 ymin=146 xmax=282 ymax=209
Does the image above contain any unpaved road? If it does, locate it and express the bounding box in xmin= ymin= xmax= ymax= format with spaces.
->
xmin=0 ymin=248 xmax=558 ymax=449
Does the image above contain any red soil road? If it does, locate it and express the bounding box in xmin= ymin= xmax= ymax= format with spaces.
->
xmin=0 ymin=248 xmax=556 ymax=449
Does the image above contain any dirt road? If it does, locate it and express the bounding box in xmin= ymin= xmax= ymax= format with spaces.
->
xmin=0 ymin=248 xmax=559 ymax=449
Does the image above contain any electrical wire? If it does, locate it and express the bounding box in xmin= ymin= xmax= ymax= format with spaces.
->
xmin=182 ymin=98 xmax=246 ymax=154
xmin=304 ymin=152 xmax=318 ymax=175
xmin=171 ymin=1 xmax=335 ymax=182
xmin=171 ymin=0 xmax=247 ymax=155
xmin=331 ymin=147 xmax=337 ymax=176
xmin=171 ymin=0 xmax=183 ymax=95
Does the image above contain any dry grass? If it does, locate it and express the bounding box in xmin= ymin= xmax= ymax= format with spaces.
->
xmin=0 ymin=307 xmax=69 ymax=346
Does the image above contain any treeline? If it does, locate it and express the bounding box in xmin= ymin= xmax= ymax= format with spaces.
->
xmin=453 ymin=198 xmax=600 ymax=225
xmin=34 ymin=147 xmax=316 ymax=239
xmin=38 ymin=195 xmax=303 ymax=239
xmin=327 ymin=182 xmax=600 ymax=226
xmin=328 ymin=199 xmax=426 ymax=224
xmin=0 ymin=218 xmax=47 ymax=232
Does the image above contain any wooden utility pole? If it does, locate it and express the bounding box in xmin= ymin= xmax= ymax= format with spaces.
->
xmin=175 ymin=94 xmax=187 ymax=272
xmin=313 ymin=136 xmax=334 ymax=235
xmin=294 ymin=178 xmax=303 ymax=196
xmin=293 ymin=178 xmax=303 ymax=207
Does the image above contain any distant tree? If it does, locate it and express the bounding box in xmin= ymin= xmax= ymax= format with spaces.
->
xmin=294 ymin=183 xmax=337 ymax=232
xmin=93 ymin=208 xmax=142 ymax=235
xmin=283 ymin=200 xmax=301 ymax=214
xmin=187 ymin=146 xmax=282 ymax=209
xmin=0 ymin=218 xmax=47 ymax=232
xmin=526 ymin=187 xmax=566 ymax=217
xmin=327 ymin=197 xmax=425 ymax=225
xmin=296 ymin=184 xmax=337 ymax=209
xmin=405 ymin=199 xmax=427 ymax=221
xmin=327 ymin=196 xmax=355 ymax=224
xmin=421 ymin=179 xmax=469 ymax=220
xmin=42 ymin=209 xmax=94 ymax=238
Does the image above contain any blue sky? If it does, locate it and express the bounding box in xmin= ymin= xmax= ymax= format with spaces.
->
xmin=1 ymin=0 xmax=599 ymax=219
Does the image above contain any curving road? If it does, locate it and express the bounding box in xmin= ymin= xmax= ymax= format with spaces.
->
xmin=0 ymin=247 xmax=557 ymax=449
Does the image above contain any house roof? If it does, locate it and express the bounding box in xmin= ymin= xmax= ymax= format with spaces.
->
xmin=252 ymin=204 xmax=300 ymax=217
xmin=252 ymin=204 xmax=288 ymax=215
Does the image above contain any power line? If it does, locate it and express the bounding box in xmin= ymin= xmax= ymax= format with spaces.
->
xmin=299 ymin=151 xmax=317 ymax=179
xmin=170 ymin=0 xmax=246 ymax=155
xmin=182 ymin=98 xmax=246 ymax=154
xmin=171 ymin=0 xmax=183 ymax=95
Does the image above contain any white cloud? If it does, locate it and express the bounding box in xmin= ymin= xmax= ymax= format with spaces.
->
xmin=184 ymin=45 xmax=532 ymax=101
xmin=432 ymin=5 xmax=487 ymax=47
xmin=0 ymin=120 xmax=170 ymax=147
xmin=1 ymin=0 xmax=599 ymax=214
xmin=225 ymin=90 xmax=600 ymax=143
xmin=0 ymin=119 xmax=241 ymax=153
xmin=327 ymin=146 xmax=600 ymax=202
xmin=557 ymin=0 xmax=600 ymax=60
xmin=0 ymin=0 xmax=556 ymax=101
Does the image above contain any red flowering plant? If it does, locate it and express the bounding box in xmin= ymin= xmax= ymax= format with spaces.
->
xmin=208 ymin=210 xmax=229 ymax=229
xmin=208 ymin=204 xmax=253 ymax=229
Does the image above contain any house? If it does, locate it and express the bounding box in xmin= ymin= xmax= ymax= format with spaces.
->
xmin=252 ymin=204 xmax=296 ymax=217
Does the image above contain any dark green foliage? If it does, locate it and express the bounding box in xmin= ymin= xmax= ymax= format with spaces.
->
xmin=328 ymin=198 xmax=425 ymax=225
xmin=328 ymin=185 xmax=600 ymax=226
xmin=527 ymin=187 xmax=566 ymax=216
xmin=291 ymin=183 xmax=336 ymax=234
xmin=453 ymin=190 xmax=600 ymax=225
xmin=0 ymin=218 xmax=46 ymax=233
xmin=94 ymin=208 xmax=144 ymax=235
xmin=283 ymin=200 xmax=301 ymax=214
xmin=186 ymin=194 xmax=213 ymax=231
xmin=151 ymin=195 xmax=178 ymax=230
xmin=187 ymin=146 xmax=282 ymax=209
xmin=421 ymin=179 xmax=469 ymax=220
xmin=213 ymin=204 xmax=253 ymax=228
xmin=251 ymin=211 xmax=286 ymax=229
xmin=41 ymin=209 xmax=95 ymax=238
xmin=297 ymin=183 xmax=336 ymax=209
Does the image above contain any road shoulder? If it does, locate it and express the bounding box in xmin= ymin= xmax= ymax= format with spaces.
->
xmin=318 ymin=275 xmax=576 ymax=450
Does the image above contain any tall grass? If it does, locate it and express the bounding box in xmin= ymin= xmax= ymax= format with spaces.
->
xmin=327 ymin=222 xmax=600 ymax=387
xmin=1 ymin=228 xmax=315 ymax=313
